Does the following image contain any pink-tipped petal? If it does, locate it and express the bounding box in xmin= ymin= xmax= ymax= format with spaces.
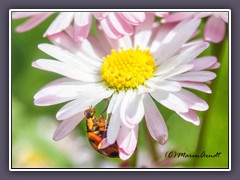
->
xmin=208 ymin=62 xmax=221 ymax=69
xmin=170 ymin=71 xmax=216 ymax=82
xmin=194 ymin=12 xmax=212 ymax=18
xmin=119 ymin=148 xmax=132 ymax=160
xmin=73 ymin=23 xmax=91 ymax=42
xmin=100 ymin=17 xmax=124 ymax=39
xmin=174 ymin=89 xmax=209 ymax=111
xmin=53 ymin=112 xmax=84 ymax=141
xmin=15 ymin=13 xmax=52 ymax=32
xmin=92 ymin=12 xmax=109 ymax=20
xmin=176 ymin=109 xmax=200 ymax=126
xmin=161 ymin=12 xmax=195 ymax=23
xmin=107 ymin=13 xmax=134 ymax=36
xmin=12 ymin=12 xmax=50 ymax=19
xmin=74 ymin=12 xmax=91 ymax=27
xmin=143 ymin=94 xmax=168 ymax=144
xmin=190 ymin=56 xmax=218 ymax=71
xmin=181 ymin=82 xmax=212 ymax=94
xmin=44 ymin=12 xmax=74 ymax=37
xmin=204 ymin=16 xmax=226 ymax=43
xmin=117 ymin=124 xmax=138 ymax=155
xmin=119 ymin=12 xmax=146 ymax=25
xmin=47 ymin=32 xmax=80 ymax=53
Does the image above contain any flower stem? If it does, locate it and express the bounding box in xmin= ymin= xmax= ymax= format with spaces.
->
xmin=142 ymin=120 xmax=160 ymax=165
xmin=193 ymin=38 xmax=227 ymax=166
xmin=128 ymin=149 xmax=137 ymax=168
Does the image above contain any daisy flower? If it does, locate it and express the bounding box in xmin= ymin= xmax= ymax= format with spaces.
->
xmin=161 ymin=12 xmax=228 ymax=43
xmin=12 ymin=11 xmax=147 ymax=41
xmin=33 ymin=14 xmax=218 ymax=160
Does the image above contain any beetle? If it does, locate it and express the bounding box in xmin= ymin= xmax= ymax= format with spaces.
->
xmin=84 ymin=106 xmax=119 ymax=158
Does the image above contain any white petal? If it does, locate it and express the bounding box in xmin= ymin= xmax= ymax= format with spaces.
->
xmin=134 ymin=14 xmax=155 ymax=49
xmin=125 ymin=94 xmax=145 ymax=126
xmin=107 ymin=93 xmax=118 ymax=114
xmin=151 ymin=90 xmax=188 ymax=113
xmin=56 ymin=90 xmax=113 ymax=120
xmin=44 ymin=12 xmax=74 ymax=36
xmin=107 ymin=92 xmax=124 ymax=144
xmin=146 ymin=80 xmax=182 ymax=92
xmin=190 ymin=56 xmax=217 ymax=71
xmin=38 ymin=44 xmax=101 ymax=73
xmin=181 ymin=82 xmax=211 ymax=94
xmin=106 ymin=109 xmax=121 ymax=145
xmin=143 ymin=94 xmax=168 ymax=144
xmin=176 ymin=109 xmax=200 ymax=126
xmin=78 ymin=38 xmax=105 ymax=62
xmin=153 ymin=18 xmax=201 ymax=62
xmin=150 ymin=23 xmax=176 ymax=53
xmin=173 ymin=89 xmax=208 ymax=111
xmin=118 ymin=36 xmax=133 ymax=50
xmin=53 ymin=112 xmax=84 ymax=140
xmin=32 ymin=59 xmax=101 ymax=82
xmin=34 ymin=78 xmax=104 ymax=106
xmin=155 ymin=41 xmax=209 ymax=68
xmin=169 ymin=71 xmax=216 ymax=82
xmin=120 ymin=90 xmax=136 ymax=128
xmin=47 ymin=32 xmax=80 ymax=53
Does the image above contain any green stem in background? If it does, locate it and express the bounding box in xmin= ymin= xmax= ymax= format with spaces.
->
xmin=128 ymin=149 xmax=137 ymax=168
xmin=193 ymin=37 xmax=228 ymax=166
xmin=142 ymin=119 xmax=160 ymax=165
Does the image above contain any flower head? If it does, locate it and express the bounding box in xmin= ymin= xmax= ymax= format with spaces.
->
xmin=33 ymin=14 xmax=218 ymax=160
xmin=161 ymin=12 xmax=228 ymax=43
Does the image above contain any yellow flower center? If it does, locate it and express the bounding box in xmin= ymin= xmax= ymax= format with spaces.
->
xmin=101 ymin=47 xmax=156 ymax=91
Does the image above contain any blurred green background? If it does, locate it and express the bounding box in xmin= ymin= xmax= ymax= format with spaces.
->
xmin=11 ymin=14 xmax=229 ymax=169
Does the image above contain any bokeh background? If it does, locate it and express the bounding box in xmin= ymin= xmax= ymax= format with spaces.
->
xmin=11 ymin=12 xmax=229 ymax=169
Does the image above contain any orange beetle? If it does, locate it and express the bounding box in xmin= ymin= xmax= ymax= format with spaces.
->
xmin=84 ymin=106 xmax=119 ymax=158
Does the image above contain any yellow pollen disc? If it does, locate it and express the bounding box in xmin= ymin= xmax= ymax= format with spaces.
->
xmin=101 ymin=46 xmax=156 ymax=91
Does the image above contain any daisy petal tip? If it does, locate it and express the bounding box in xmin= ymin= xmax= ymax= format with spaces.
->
xmin=31 ymin=61 xmax=39 ymax=68
xmin=158 ymin=134 xmax=168 ymax=145
xmin=194 ymin=120 xmax=200 ymax=126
